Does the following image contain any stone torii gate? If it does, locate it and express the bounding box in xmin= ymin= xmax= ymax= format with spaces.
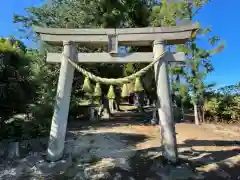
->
xmin=34 ymin=23 xmax=199 ymax=162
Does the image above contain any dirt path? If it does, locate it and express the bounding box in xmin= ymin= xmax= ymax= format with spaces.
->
xmin=65 ymin=111 xmax=240 ymax=179
xmin=0 ymin=111 xmax=239 ymax=180
xmin=77 ymin=119 xmax=240 ymax=161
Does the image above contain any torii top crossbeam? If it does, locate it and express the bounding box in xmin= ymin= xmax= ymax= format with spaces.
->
xmin=33 ymin=22 xmax=199 ymax=47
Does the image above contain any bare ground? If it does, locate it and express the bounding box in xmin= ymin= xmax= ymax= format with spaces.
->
xmin=60 ymin=110 xmax=240 ymax=179
xmin=0 ymin=110 xmax=239 ymax=180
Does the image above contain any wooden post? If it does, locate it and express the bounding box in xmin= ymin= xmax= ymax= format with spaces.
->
xmin=108 ymin=34 xmax=118 ymax=55
xmin=47 ymin=41 xmax=75 ymax=161
xmin=153 ymin=40 xmax=178 ymax=163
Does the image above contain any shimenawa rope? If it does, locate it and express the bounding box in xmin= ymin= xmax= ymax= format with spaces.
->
xmin=63 ymin=51 xmax=166 ymax=85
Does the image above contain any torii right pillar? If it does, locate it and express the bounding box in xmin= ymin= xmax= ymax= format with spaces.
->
xmin=153 ymin=40 xmax=178 ymax=163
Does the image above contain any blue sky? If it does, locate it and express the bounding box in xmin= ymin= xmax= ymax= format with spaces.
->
xmin=0 ymin=0 xmax=239 ymax=88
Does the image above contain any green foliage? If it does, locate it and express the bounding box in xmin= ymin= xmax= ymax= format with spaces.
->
xmin=11 ymin=0 xmax=157 ymax=127
xmin=26 ymin=48 xmax=59 ymax=120
xmin=179 ymin=84 xmax=188 ymax=102
xmin=150 ymin=0 xmax=182 ymax=27
xmin=8 ymin=0 xmax=238 ymax=130
xmin=148 ymin=0 xmax=228 ymax=124
xmin=0 ymin=39 xmax=50 ymax=140
xmin=204 ymin=83 xmax=240 ymax=122
xmin=204 ymin=97 xmax=221 ymax=116
xmin=0 ymin=38 xmax=36 ymax=123
xmin=13 ymin=0 xmax=156 ymax=96
xmin=13 ymin=0 xmax=154 ymax=37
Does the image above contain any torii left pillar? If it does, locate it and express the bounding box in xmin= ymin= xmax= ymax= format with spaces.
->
xmin=47 ymin=41 xmax=75 ymax=161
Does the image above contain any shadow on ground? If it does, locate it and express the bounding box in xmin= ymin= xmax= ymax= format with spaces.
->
xmin=67 ymin=110 xmax=153 ymax=132
xmin=63 ymin=113 xmax=240 ymax=180
xmin=178 ymin=139 xmax=240 ymax=180
xmin=0 ymin=132 xmax=239 ymax=179
xmin=0 ymin=110 xmax=239 ymax=180
xmin=0 ymin=131 xmax=149 ymax=180
xmin=63 ymin=138 xmax=240 ymax=180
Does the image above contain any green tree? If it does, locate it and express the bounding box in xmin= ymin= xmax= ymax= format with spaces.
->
xmin=150 ymin=0 xmax=188 ymax=122
xmin=13 ymin=0 xmax=158 ymax=119
xmin=0 ymin=38 xmax=36 ymax=137
xmin=203 ymin=82 xmax=240 ymax=123
xmin=150 ymin=0 xmax=225 ymax=125
xmin=26 ymin=48 xmax=59 ymax=121
xmin=176 ymin=0 xmax=224 ymax=125
xmin=211 ymin=83 xmax=240 ymax=122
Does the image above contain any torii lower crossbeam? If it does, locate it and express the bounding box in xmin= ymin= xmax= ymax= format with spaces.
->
xmin=46 ymin=52 xmax=185 ymax=63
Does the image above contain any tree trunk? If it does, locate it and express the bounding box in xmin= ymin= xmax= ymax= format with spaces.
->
xmin=202 ymin=106 xmax=205 ymax=123
xmin=193 ymin=103 xmax=200 ymax=125
xmin=198 ymin=106 xmax=203 ymax=123
xmin=181 ymin=100 xmax=184 ymax=122
xmin=198 ymin=105 xmax=205 ymax=123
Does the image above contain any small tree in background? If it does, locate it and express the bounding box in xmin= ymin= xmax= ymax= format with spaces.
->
xmin=0 ymin=38 xmax=36 ymax=139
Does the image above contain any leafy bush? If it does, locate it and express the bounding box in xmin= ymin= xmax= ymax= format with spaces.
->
xmin=0 ymin=38 xmax=36 ymax=125
xmin=204 ymin=83 xmax=240 ymax=123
